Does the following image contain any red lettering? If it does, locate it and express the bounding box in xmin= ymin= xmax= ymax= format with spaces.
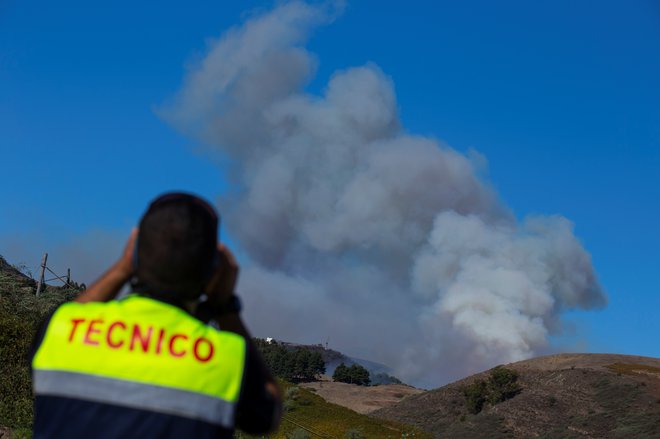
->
xmin=84 ymin=319 xmax=103 ymax=346
xmin=68 ymin=318 xmax=86 ymax=342
xmin=169 ymin=334 xmax=188 ymax=358
xmin=107 ymin=321 xmax=126 ymax=349
xmin=193 ymin=337 xmax=214 ymax=363
xmin=130 ymin=324 xmax=153 ymax=352
xmin=155 ymin=328 xmax=165 ymax=355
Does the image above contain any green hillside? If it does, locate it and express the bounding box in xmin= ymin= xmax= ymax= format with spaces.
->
xmin=238 ymin=381 xmax=432 ymax=439
xmin=0 ymin=256 xmax=81 ymax=436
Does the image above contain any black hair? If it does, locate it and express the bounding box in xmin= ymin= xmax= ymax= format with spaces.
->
xmin=134 ymin=193 xmax=219 ymax=302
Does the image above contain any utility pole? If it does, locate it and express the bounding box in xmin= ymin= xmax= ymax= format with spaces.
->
xmin=66 ymin=268 xmax=71 ymax=285
xmin=36 ymin=253 xmax=48 ymax=296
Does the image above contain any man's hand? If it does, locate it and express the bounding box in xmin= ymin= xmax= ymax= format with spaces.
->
xmin=204 ymin=243 xmax=239 ymax=308
xmin=115 ymin=228 xmax=138 ymax=279
xmin=75 ymin=229 xmax=137 ymax=303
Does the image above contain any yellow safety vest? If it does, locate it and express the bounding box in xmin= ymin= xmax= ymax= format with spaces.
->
xmin=32 ymin=294 xmax=246 ymax=428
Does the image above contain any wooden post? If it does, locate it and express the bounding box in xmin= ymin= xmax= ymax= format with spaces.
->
xmin=36 ymin=253 xmax=48 ymax=296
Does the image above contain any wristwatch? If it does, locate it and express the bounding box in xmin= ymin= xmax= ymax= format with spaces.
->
xmin=214 ymin=294 xmax=242 ymax=316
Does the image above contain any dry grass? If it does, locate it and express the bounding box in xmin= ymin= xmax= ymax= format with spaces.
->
xmin=238 ymin=381 xmax=432 ymax=439
xmin=374 ymin=354 xmax=660 ymax=439
xmin=606 ymin=363 xmax=660 ymax=378
xmin=300 ymin=379 xmax=423 ymax=414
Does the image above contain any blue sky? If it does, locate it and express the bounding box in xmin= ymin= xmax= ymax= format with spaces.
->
xmin=2 ymin=1 xmax=659 ymax=364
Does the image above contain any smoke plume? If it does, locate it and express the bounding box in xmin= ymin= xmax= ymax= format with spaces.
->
xmin=161 ymin=1 xmax=606 ymax=387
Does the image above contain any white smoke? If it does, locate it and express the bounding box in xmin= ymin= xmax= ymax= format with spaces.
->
xmin=160 ymin=1 xmax=606 ymax=387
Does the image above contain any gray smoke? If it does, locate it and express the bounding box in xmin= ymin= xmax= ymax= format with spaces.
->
xmin=161 ymin=1 xmax=606 ymax=387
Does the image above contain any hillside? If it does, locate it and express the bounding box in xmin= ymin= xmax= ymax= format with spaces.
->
xmin=301 ymin=377 xmax=423 ymax=414
xmin=238 ymin=381 xmax=432 ymax=439
xmin=372 ymin=353 xmax=660 ymax=438
xmin=0 ymin=255 xmax=81 ymax=436
xmin=0 ymin=256 xmax=36 ymax=292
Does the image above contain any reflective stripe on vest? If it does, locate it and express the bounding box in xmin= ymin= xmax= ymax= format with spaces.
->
xmin=32 ymin=295 xmax=246 ymax=428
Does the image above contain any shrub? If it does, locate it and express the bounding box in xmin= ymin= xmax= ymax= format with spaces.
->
xmin=10 ymin=427 xmax=32 ymax=439
xmin=370 ymin=372 xmax=402 ymax=385
xmin=463 ymin=380 xmax=488 ymax=414
xmin=462 ymin=367 xmax=521 ymax=414
xmin=486 ymin=366 xmax=521 ymax=405
xmin=297 ymin=397 xmax=312 ymax=406
xmin=286 ymin=386 xmax=300 ymax=401
xmin=283 ymin=399 xmax=296 ymax=413
xmin=344 ymin=428 xmax=365 ymax=439
xmin=287 ymin=428 xmax=311 ymax=439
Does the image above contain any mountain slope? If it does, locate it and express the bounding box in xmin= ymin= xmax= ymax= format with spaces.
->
xmin=301 ymin=378 xmax=423 ymax=414
xmin=239 ymin=381 xmax=432 ymax=439
xmin=372 ymin=353 xmax=660 ymax=438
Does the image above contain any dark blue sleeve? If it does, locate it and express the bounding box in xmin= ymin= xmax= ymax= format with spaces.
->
xmin=234 ymin=341 xmax=279 ymax=434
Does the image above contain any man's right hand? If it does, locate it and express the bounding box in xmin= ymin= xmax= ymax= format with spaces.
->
xmin=205 ymin=244 xmax=239 ymax=309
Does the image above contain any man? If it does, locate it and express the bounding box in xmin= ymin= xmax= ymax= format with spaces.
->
xmin=31 ymin=192 xmax=281 ymax=438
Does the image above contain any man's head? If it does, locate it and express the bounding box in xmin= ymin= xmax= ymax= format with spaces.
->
xmin=135 ymin=192 xmax=219 ymax=302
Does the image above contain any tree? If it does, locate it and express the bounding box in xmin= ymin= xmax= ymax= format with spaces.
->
xmin=333 ymin=363 xmax=370 ymax=386
xmin=348 ymin=364 xmax=371 ymax=386
xmin=307 ymin=351 xmax=325 ymax=379
xmin=254 ymin=339 xmax=325 ymax=383
xmin=333 ymin=363 xmax=350 ymax=383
